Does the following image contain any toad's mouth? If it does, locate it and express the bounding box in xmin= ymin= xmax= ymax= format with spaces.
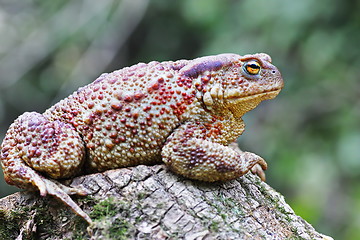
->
xmin=225 ymin=89 xmax=282 ymax=103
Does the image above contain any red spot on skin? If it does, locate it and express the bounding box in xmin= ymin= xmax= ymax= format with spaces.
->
xmin=102 ymin=84 xmax=107 ymax=90
xmin=151 ymin=82 xmax=159 ymax=90
xmin=71 ymin=110 xmax=79 ymax=116
xmin=134 ymin=91 xmax=145 ymax=100
xmin=86 ymin=132 xmax=93 ymax=140
xmin=125 ymin=107 xmax=131 ymax=112
xmin=125 ymin=123 xmax=134 ymax=128
xmin=35 ymin=149 xmax=41 ymax=157
xmin=123 ymin=95 xmax=133 ymax=102
xmin=110 ymin=132 xmax=117 ymax=139
xmin=108 ymin=78 xmax=117 ymax=84
xmin=158 ymin=77 xmax=164 ymax=83
xmin=93 ymin=85 xmax=100 ymax=92
xmin=120 ymin=118 xmax=126 ymax=123
xmin=119 ymin=136 xmax=126 ymax=142
xmin=111 ymin=114 xmax=117 ymax=121
xmin=156 ymin=65 xmax=164 ymax=71
xmin=88 ymin=102 xmax=94 ymax=109
xmin=94 ymin=109 xmax=102 ymax=116
xmin=202 ymin=75 xmax=210 ymax=83
xmin=84 ymin=118 xmax=92 ymax=126
xmin=111 ymin=103 xmax=123 ymax=111
xmin=2 ymin=146 xmax=9 ymax=153
xmin=137 ymin=72 xmax=145 ymax=77
xmin=143 ymin=106 xmax=151 ymax=112
xmin=98 ymin=94 xmax=104 ymax=100
xmin=132 ymin=113 xmax=139 ymax=119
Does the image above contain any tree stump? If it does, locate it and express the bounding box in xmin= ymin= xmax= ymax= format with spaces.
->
xmin=0 ymin=165 xmax=332 ymax=239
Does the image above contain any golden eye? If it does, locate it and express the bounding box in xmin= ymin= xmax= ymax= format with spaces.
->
xmin=244 ymin=60 xmax=261 ymax=75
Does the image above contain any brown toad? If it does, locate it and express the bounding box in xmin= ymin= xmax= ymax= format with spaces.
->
xmin=0 ymin=53 xmax=284 ymax=223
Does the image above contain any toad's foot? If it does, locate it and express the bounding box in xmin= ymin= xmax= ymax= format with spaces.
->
xmin=24 ymin=170 xmax=92 ymax=224
xmin=228 ymin=142 xmax=267 ymax=181
xmin=2 ymin=159 xmax=92 ymax=224
xmin=250 ymin=164 xmax=266 ymax=181
xmin=42 ymin=178 xmax=93 ymax=224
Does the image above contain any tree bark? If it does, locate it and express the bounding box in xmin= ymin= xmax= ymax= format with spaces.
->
xmin=0 ymin=164 xmax=332 ymax=240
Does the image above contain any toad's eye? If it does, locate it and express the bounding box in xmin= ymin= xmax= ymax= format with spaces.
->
xmin=243 ymin=60 xmax=261 ymax=75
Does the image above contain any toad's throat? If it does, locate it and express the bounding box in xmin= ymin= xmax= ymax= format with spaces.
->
xmin=225 ymin=89 xmax=281 ymax=118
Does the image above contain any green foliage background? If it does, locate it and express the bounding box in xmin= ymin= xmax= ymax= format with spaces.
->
xmin=0 ymin=1 xmax=359 ymax=239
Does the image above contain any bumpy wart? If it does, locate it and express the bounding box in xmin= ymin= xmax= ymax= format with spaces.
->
xmin=0 ymin=53 xmax=284 ymax=224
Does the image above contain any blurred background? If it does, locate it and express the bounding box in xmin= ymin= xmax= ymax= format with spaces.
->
xmin=0 ymin=0 xmax=359 ymax=239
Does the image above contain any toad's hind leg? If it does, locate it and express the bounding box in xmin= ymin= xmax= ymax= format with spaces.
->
xmin=0 ymin=112 xmax=92 ymax=224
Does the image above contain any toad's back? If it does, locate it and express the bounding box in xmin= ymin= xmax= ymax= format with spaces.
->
xmin=44 ymin=60 xmax=198 ymax=172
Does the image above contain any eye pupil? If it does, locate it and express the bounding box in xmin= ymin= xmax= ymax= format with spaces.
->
xmin=248 ymin=63 xmax=260 ymax=69
xmin=244 ymin=60 xmax=261 ymax=75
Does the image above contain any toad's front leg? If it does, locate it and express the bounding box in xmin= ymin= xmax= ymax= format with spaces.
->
xmin=161 ymin=122 xmax=267 ymax=182
xmin=0 ymin=112 xmax=92 ymax=224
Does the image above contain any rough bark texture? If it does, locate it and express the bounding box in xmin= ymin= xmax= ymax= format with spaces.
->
xmin=0 ymin=165 xmax=332 ymax=240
